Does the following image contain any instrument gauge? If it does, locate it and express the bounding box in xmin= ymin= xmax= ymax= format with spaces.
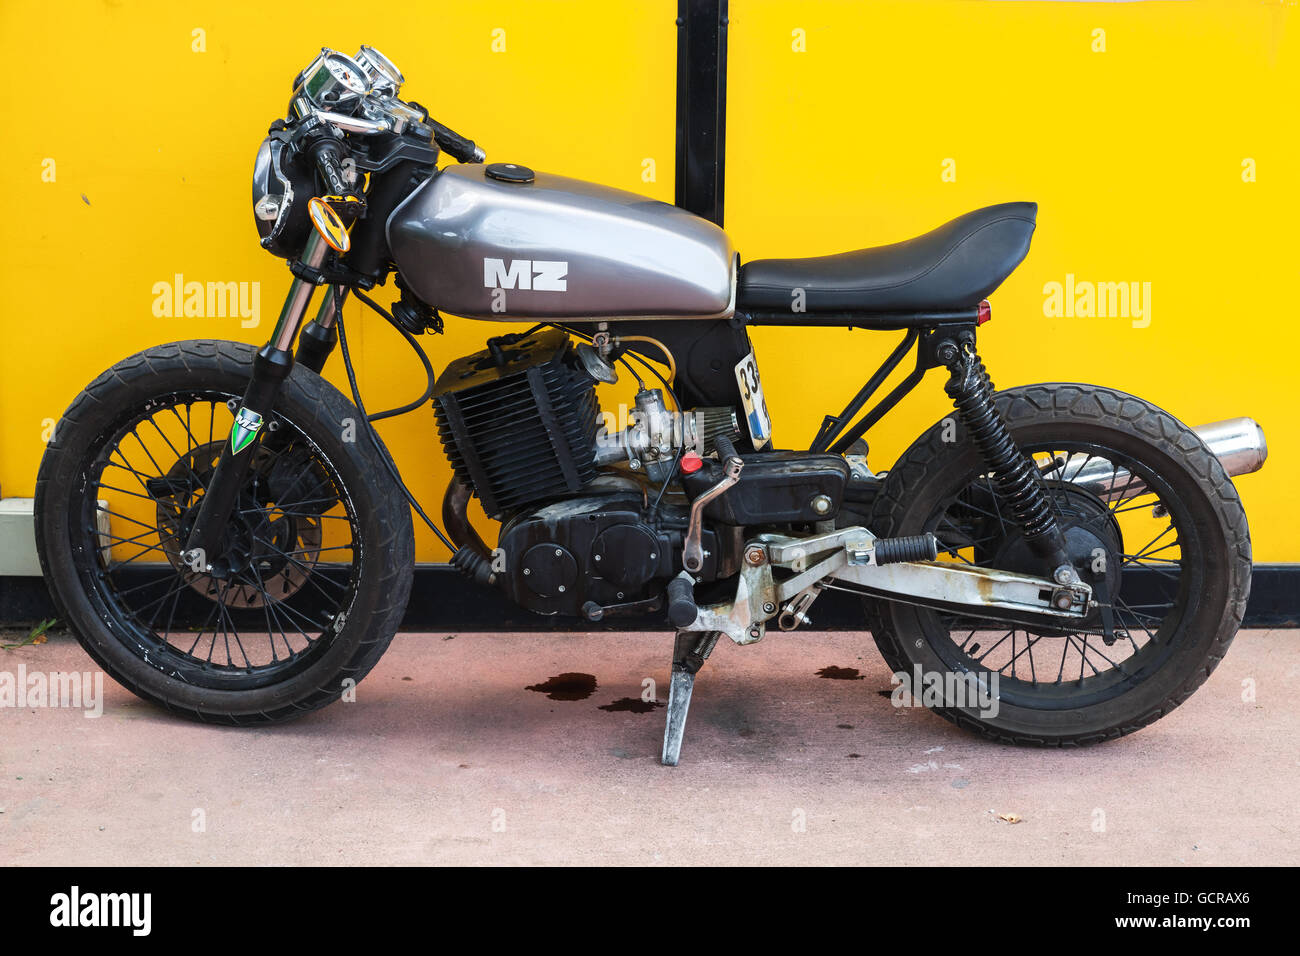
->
xmin=298 ymin=49 xmax=372 ymax=109
xmin=323 ymin=51 xmax=369 ymax=94
xmin=355 ymin=46 xmax=404 ymax=96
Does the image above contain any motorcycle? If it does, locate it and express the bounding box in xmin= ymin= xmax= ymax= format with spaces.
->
xmin=35 ymin=46 xmax=1266 ymax=764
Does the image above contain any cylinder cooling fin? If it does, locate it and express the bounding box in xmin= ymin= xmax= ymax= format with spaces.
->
xmin=433 ymin=329 xmax=601 ymax=518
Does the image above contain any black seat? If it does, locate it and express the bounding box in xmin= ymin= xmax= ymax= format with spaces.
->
xmin=737 ymin=202 xmax=1036 ymax=315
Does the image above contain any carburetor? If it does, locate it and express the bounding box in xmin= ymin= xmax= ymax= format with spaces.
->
xmin=594 ymin=387 xmax=738 ymax=482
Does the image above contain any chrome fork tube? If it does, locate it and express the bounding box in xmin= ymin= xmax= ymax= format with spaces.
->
xmin=181 ymin=233 xmax=328 ymax=570
xmin=296 ymin=281 xmax=348 ymax=375
xmin=270 ymin=232 xmax=328 ymax=349
xmin=314 ymin=283 xmax=348 ymax=329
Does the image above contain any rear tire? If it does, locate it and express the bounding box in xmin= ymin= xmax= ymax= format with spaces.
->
xmin=863 ymin=383 xmax=1251 ymax=745
xmin=35 ymin=340 xmax=415 ymax=724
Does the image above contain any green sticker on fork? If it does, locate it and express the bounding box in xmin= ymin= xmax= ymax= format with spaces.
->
xmin=230 ymin=407 xmax=264 ymax=454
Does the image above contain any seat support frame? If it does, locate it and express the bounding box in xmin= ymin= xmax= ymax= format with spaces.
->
xmin=799 ymin=319 xmax=977 ymax=454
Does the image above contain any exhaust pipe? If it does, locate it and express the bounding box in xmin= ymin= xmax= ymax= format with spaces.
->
xmin=1051 ymin=417 xmax=1267 ymax=502
xmin=443 ymin=478 xmax=500 ymax=587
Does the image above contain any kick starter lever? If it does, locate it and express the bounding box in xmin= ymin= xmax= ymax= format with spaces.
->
xmin=682 ymin=437 xmax=743 ymax=573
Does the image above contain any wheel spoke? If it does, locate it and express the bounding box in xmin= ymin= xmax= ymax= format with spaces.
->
xmin=73 ymin=391 xmax=358 ymax=684
xmin=927 ymin=436 xmax=1192 ymax=693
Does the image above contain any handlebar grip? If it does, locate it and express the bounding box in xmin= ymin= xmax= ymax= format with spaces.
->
xmin=428 ymin=119 xmax=485 ymax=163
xmin=311 ymin=140 xmax=350 ymax=197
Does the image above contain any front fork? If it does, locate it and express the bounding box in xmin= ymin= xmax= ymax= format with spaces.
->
xmin=296 ymin=283 xmax=346 ymax=374
xmin=180 ymin=234 xmax=342 ymax=573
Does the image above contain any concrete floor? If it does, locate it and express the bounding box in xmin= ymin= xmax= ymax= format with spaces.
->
xmin=0 ymin=628 xmax=1295 ymax=866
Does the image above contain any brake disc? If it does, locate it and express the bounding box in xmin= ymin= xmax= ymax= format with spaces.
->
xmin=153 ymin=441 xmax=325 ymax=608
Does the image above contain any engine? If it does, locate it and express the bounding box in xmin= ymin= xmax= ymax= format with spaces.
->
xmin=433 ymin=328 xmax=601 ymax=519
xmin=434 ymin=328 xmax=745 ymax=618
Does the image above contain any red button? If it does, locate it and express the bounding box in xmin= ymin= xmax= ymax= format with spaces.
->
xmin=680 ymin=452 xmax=703 ymax=474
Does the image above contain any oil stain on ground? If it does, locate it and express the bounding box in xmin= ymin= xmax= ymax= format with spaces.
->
xmin=598 ymin=697 xmax=664 ymax=714
xmin=526 ymin=673 xmax=597 ymax=701
xmin=816 ymin=666 xmax=865 ymax=680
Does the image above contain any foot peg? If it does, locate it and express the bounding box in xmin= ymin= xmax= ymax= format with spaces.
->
xmin=666 ymin=572 xmax=699 ymax=628
xmin=847 ymin=532 xmax=939 ymax=566
xmin=873 ymin=533 xmax=939 ymax=565
xmin=661 ymin=631 xmax=719 ymax=766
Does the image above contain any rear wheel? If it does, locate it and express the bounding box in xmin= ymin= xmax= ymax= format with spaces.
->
xmin=862 ymin=383 xmax=1251 ymax=745
xmin=35 ymin=340 xmax=414 ymax=723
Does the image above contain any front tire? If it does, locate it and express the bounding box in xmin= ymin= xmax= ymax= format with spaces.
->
xmin=35 ymin=340 xmax=415 ymax=724
xmin=864 ymin=383 xmax=1251 ymax=745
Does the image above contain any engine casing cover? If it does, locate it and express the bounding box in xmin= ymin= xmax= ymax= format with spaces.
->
xmin=497 ymin=485 xmax=725 ymax=617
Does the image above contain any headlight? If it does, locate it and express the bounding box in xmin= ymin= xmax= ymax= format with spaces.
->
xmin=251 ymin=133 xmax=312 ymax=258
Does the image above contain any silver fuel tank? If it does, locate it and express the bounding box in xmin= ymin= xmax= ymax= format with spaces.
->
xmin=386 ymin=164 xmax=736 ymax=320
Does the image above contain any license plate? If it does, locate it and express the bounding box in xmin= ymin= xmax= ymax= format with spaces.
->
xmin=734 ymin=351 xmax=772 ymax=449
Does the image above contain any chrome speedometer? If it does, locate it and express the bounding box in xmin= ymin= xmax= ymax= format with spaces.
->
xmin=354 ymin=45 xmax=404 ymax=96
xmin=297 ymin=49 xmax=371 ymax=110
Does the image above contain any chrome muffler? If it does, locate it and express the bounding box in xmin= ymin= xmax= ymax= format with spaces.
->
xmin=1049 ymin=417 xmax=1267 ymax=501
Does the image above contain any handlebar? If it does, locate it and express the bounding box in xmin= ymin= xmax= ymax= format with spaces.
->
xmin=290 ymin=48 xmax=486 ymax=168
xmin=302 ymin=100 xmax=485 ymax=165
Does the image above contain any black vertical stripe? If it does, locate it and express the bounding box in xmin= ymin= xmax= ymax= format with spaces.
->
xmin=675 ymin=0 xmax=728 ymax=226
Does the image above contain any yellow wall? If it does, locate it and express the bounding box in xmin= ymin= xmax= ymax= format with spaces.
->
xmin=1 ymin=0 xmax=1296 ymax=562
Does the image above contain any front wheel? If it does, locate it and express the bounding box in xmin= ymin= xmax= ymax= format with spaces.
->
xmin=35 ymin=340 xmax=415 ymax=724
xmin=863 ymin=383 xmax=1251 ymax=745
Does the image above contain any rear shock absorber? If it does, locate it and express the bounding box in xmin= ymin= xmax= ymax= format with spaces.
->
xmin=940 ymin=342 xmax=1071 ymax=572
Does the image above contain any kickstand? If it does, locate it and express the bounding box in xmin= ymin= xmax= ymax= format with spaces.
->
xmin=662 ymin=631 xmax=720 ymax=766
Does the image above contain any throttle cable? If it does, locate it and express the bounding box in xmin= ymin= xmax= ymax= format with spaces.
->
xmin=554 ymin=323 xmax=685 ymax=521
